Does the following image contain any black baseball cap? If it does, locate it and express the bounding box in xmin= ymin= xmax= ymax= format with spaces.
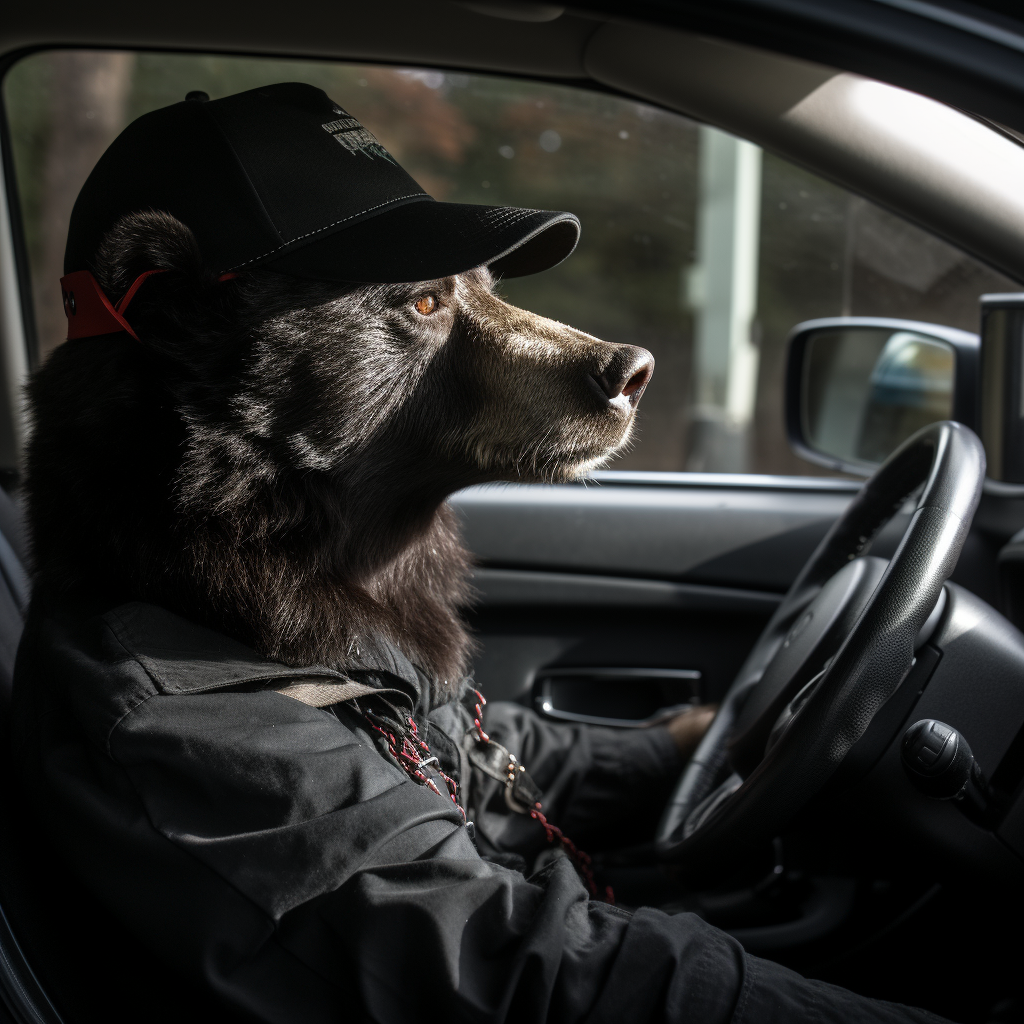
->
xmin=64 ymin=82 xmax=581 ymax=284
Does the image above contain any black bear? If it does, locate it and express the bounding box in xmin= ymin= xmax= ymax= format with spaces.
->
xmin=12 ymin=83 xmax=938 ymax=1024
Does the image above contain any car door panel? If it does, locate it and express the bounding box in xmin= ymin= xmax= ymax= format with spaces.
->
xmin=468 ymin=566 xmax=783 ymax=705
xmin=453 ymin=476 xmax=860 ymax=584
xmin=452 ymin=473 xmax=905 ymax=711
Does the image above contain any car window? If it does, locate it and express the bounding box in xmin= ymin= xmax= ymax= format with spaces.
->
xmin=4 ymin=50 xmax=1017 ymax=476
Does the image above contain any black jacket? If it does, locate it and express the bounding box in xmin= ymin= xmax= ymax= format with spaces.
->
xmin=11 ymin=601 xmax=946 ymax=1023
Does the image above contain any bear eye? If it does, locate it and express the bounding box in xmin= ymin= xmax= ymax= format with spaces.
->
xmin=414 ymin=294 xmax=437 ymax=316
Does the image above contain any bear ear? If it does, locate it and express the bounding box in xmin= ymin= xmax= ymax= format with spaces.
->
xmin=91 ymin=211 xmax=205 ymax=299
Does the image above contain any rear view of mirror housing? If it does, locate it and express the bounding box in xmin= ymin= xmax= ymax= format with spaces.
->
xmin=784 ymin=317 xmax=979 ymax=476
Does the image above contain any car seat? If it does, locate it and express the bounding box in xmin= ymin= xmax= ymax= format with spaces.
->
xmin=0 ymin=486 xmax=65 ymax=1024
xmin=0 ymin=489 xmax=253 ymax=1024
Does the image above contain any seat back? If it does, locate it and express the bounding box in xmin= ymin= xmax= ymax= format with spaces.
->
xmin=0 ymin=488 xmax=66 ymax=1024
xmin=0 ymin=493 xmax=245 ymax=1024
xmin=0 ymin=484 xmax=28 ymax=722
xmin=0 ymin=903 xmax=63 ymax=1024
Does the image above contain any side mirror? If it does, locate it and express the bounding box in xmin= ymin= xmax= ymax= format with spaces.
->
xmin=785 ymin=317 xmax=979 ymax=476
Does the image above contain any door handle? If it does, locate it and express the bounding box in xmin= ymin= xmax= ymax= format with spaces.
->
xmin=533 ymin=667 xmax=701 ymax=729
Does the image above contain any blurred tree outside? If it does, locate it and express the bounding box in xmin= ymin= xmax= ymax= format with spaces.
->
xmin=12 ymin=51 xmax=134 ymax=361
xmin=3 ymin=51 xmax=1018 ymax=476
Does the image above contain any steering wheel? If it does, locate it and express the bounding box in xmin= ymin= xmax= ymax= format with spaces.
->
xmin=656 ymin=421 xmax=985 ymax=868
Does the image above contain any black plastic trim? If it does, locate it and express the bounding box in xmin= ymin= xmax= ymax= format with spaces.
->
xmin=588 ymin=471 xmax=861 ymax=492
xmin=471 ymin=567 xmax=784 ymax=613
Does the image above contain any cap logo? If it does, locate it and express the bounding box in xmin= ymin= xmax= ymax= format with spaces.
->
xmin=321 ymin=113 xmax=396 ymax=164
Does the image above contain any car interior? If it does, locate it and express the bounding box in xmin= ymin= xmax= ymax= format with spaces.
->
xmin=4 ymin=1 xmax=1024 ymax=1022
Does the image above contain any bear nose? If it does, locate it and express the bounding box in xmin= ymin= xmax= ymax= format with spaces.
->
xmin=592 ymin=346 xmax=655 ymax=407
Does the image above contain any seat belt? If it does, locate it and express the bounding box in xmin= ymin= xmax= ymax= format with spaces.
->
xmin=274 ymin=677 xmax=381 ymax=707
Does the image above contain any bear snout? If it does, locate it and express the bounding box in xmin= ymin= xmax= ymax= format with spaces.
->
xmin=590 ymin=346 xmax=655 ymax=410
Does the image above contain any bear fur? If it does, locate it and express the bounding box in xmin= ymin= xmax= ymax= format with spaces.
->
xmin=25 ymin=212 xmax=652 ymax=693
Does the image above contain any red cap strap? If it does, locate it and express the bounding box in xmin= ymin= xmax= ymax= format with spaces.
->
xmin=60 ymin=269 xmax=167 ymax=341
xmin=60 ymin=269 xmax=238 ymax=341
xmin=113 ymin=269 xmax=167 ymax=319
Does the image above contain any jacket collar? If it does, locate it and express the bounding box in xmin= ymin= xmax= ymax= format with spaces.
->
xmin=101 ymin=601 xmax=426 ymax=706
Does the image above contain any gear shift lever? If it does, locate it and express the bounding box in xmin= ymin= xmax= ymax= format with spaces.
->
xmin=901 ymin=719 xmax=990 ymax=820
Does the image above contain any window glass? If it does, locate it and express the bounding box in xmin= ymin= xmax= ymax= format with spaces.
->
xmin=4 ymin=51 xmax=1017 ymax=475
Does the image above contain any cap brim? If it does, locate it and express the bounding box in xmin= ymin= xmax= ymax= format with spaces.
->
xmin=255 ymin=199 xmax=580 ymax=283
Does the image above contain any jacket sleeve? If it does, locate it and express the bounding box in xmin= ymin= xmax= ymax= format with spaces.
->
xmin=478 ymin=701 xmax=685 ymax=852
xmin=313 ymin=833 xmax=950 ymax=1024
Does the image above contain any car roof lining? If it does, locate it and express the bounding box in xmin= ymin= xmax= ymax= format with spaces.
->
xmin=0 ymin=4 xmax=605 ymax=80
